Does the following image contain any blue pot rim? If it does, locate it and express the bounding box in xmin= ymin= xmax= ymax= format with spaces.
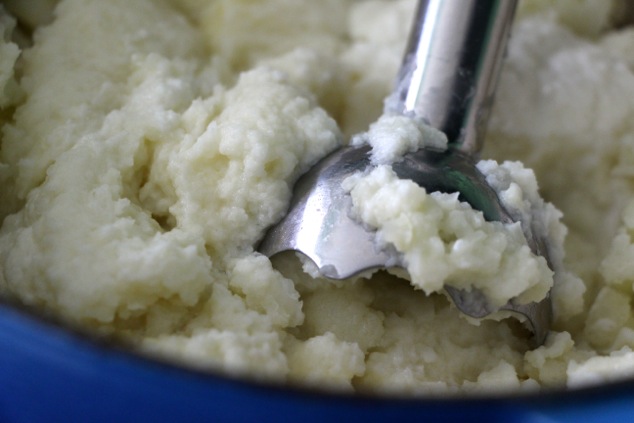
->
xmin=1 ymin=298 xmax=633 ymax=422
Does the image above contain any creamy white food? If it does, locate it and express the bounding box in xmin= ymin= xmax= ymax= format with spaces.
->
xmin=345 ymin=115 xmax=556 ymax=311
xmin=1 ymin=0 xmax=634 ymax=394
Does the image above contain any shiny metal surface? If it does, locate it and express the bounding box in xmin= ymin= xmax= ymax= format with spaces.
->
xmin=259 ymin=0 xmax=552 ymax=345
xmin=387 ymin=0 xmax=517 ymax=153
xmin=260 ymin=145 xmax=398 ymax=280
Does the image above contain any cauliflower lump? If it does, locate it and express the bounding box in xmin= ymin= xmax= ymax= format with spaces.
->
xmin=1 ymin=0 xmax=634 ymax=395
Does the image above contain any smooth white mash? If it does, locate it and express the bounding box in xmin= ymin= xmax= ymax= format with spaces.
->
xmin=1 ymin=0 xmax=634 ymax=394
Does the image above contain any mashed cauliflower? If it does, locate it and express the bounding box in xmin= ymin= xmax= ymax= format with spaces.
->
xmin=344 ymin=114 xmax=556 ymax=311
xmin=1 ymin=0 xmax=634 ymax=394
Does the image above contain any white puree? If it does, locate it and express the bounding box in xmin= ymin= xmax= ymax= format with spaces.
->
xmin=345 ymin=115 xmax=556 ymax=310
xmin=1 ymin=0 xmax=634 ymax=394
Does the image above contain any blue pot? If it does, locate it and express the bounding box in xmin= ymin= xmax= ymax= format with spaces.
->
xmin=1 ymin=301 xmax=632 ymax=423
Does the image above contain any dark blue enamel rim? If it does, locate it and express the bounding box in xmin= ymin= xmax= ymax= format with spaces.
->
xmin=1 ymin=301 xmax=632 ymax=423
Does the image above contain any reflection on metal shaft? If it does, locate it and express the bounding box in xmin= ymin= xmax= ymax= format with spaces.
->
xmin=388 ymin=0 xmax=517 ymax=154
